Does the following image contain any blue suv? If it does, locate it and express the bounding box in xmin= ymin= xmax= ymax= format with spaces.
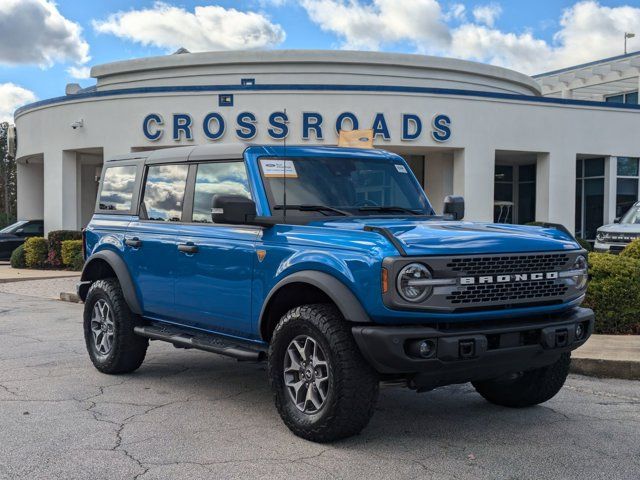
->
xmin=79 ymin=144 xmax=594 ymax=442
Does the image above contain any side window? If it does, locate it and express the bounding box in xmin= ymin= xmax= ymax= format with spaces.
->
xmin=192 ymin=162 xmax=251 ymax=223
xmin=22 ymin=222 xmax=43 ymax=234
xmin=142 ymin=164 xmax=189 ymax=221
xmin=98 ymin=165 xmax=137 ymax=211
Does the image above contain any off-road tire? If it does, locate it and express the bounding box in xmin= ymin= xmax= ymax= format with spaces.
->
xmin=83 ymin=278 xmax=148 ymax=374
xmin=472 ymin=353 xmax=571 ymax=407
xmin=268 ymin=304 xmax=379 ymax=442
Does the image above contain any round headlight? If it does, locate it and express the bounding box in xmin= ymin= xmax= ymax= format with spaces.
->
xmin=397 ymin=263 xmax=433 ymax=302
xmin=596 ymin=231 xmax=605 ymax=242
xmin=573 ymin=255 xmax=588 ymax=290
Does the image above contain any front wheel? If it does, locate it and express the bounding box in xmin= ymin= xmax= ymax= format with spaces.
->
xmin=268 ymin=304 xmax=379 ymax=442
xmin=472 ymin=353 xmax=571 ymax=407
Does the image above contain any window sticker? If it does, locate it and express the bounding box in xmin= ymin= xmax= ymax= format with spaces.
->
xmin=261 ymin=159 xmax=298 ymax=178
xmin=395 ymin=164 xmax=408 ymax=174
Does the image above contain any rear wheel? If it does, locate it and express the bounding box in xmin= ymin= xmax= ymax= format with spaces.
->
xmin=83 ymin=278 xmax=148 ymax=374
xmin=268 ymin=304 xmax=379 ymax=442
xmin=472 ymin=353 xmax=571 ymax=407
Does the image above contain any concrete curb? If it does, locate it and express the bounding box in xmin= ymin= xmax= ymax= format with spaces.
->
xmin=59 ymin=292 xmax=81 ymax=303
xmin=570 ymin=358 xmax=640 ymax=381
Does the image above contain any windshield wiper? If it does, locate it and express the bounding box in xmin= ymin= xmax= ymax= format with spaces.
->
xmin=358 ymin=206 xmax=422 ymax=215
xmin=274 ymin=204 xmax=352 ymax=216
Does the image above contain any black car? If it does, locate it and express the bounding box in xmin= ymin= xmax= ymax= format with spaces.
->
xmin=0 ymin=220 xmax=44 ymax=260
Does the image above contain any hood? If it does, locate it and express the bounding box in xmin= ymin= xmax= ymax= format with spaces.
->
xmin=308 ymin=217 xmax=580 ymax=256
xmin=597 ymin=223 xmax=640 ymax=234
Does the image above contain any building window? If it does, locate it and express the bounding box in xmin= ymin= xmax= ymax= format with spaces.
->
xmin=616 ymin=157 xmax=639 ymax=218
xmin=98 ymin=165 xmax=138 ymax=211
xmin=192 ymin=162 xmax=251 ymax=223
xmin=605 ymin=91 xmax=638 ymax=104
xmin=576 ymin=158 xmax=605 ymax=240
xmin=494 ymin=165 xmax=513 ymax=223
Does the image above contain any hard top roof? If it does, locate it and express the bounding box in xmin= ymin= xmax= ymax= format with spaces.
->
xmin=105 ymin=144 xmax=400 ymax=164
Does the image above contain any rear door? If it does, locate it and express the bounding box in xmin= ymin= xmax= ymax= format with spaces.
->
xmin=174 ymin=160 xmax=259 ymax=337
xmin=123 ymin=163 xmax=189 ymax=320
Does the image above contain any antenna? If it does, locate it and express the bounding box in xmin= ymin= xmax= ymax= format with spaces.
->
xmin=282 ymin=108 xmax=287 ymax=223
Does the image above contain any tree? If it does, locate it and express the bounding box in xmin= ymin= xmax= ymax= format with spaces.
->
xmin=0 ymin=122 xmax=16 ymax=227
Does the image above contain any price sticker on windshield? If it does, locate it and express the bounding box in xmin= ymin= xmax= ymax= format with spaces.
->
xmin=261 ymin=159 xmax=298 ymax=178
xmin=395 ymin=164 xmax=408 ymax=173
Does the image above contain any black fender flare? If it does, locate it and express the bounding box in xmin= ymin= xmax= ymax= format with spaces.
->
xmin=259 ymin=271 xmax=370 ymax=337
xmin=80 ymin=250 xmax=142 ymax=315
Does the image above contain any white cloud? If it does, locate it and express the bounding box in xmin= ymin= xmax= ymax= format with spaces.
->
xmin=67 ymin=66 xmax=92 ymax=80
xmin=301 ymin=0 xmax=640 ymax=74
xmin=300 ymin=0 xmax=450 ymax=51
xmin=472 ymin=3 xmax=502 ymax=27
xmin=0 ymin=0 xmax=89 ymax=67
xmin=93 ymin=2 xmax=285 ymax=52
xmin=0 ymin=83 xmax=37 ymax=122
xmin=444 ymin=3 xmax=467 ymax=22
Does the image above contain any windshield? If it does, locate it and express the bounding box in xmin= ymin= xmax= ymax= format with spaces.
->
xmin=0 ymin=220 xmax=27 ymax=234
xmin=259 ymin=157 xmax=433 ymax=215
xmin=620 ymin=203 xmax=640 ymax=224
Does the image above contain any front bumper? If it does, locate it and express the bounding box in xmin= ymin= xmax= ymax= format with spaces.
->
xmin=594 ymin=240 xmax=627 ymax=254
xmin=352 ymin=307 xmax=594 ymax=390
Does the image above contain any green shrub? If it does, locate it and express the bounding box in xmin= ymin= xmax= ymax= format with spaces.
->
xmin=10 ymin=244 xmax=26 ymax=268
xmin=620 ymin=238 xmax=640 ymax=260
xmin=584 ymin=252 xmax=640 ymax=334
xmin=47 ymin=230 xmax=82 ymax=268
xmin=575 ymin=237 xmax=593 ymax=252
xmin=24 ymin=237 xmax=49 ymax=269
xmin=61 ymin=239 xmax=84 ymax=271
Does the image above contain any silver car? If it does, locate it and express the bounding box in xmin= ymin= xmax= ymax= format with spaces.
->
xmin=595 ymin=201 xmax=640 ymax=253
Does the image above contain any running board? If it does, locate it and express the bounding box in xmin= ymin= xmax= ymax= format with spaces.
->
xmin=133 ymin=325 xmax=266 ymax=361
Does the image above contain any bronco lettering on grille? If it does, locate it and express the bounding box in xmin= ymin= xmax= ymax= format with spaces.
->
xmin=459 ymin=272 xmax=559 ymax=285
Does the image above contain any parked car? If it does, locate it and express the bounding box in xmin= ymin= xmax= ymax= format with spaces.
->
xmin=78 ymin=145 xmax=593 ymax=442
xmin=0 ymin=220 xmax=44 ymax=259
xmin=595 ymin=201 xmax=640 ymax=253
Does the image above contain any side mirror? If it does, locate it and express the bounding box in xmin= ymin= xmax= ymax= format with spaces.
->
xmin=614 ymin=217 xmax=621 ymax=224
xmin=211 ymin=195 xmax=257 ymax=225
xmin=443 ymin=195 xmax=465 ymax=220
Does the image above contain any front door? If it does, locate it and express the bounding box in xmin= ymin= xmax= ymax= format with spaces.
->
xmin=123 ymin=163 xmax=189 ymax=320
xmin=174 ymin=160 xmax=258 ymax=337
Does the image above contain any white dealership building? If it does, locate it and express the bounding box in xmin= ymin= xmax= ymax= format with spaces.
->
xmin=12 ymin=49 xmax=640 ymax=239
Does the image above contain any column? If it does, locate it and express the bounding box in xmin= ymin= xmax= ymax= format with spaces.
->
xmin=453 ymin=146 xmax=495 ymax=222
xmin=16 ymin=161 xmax=44 ymax=221
xmin=535 ymin=149 xmax=577 ymax=233
xmin=604 ymin=156 xmax=617 ymax=224
xmin=43 ymin=150 xmax=78 ymax=233
xmin=424 ymin=152 xmax=453 ymax=214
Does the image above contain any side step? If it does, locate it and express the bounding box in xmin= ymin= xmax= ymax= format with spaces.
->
xmin=133 ymin=324 xmax=267 ymax=361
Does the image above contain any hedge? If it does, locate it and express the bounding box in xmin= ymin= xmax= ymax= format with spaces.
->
xmin=10 ymin=244 xmax=26 ymax=269
xmin=620 ymin=238 xmax=640 ymax=260
xmin=47 ymin=230 xmax=82 ymax=268
xmin=61 ymin=239 xmax=84 ymax=271
xmin=584 ymin=252 xmax=640 ymax=334
xmin=24 ymin=237 xmax=49 ymax=269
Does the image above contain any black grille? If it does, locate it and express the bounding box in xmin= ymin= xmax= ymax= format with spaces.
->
xmin=446 ymin=253 xmax=569 ymax=276
xmin=446 ymin=279 xmax=569 ymax=305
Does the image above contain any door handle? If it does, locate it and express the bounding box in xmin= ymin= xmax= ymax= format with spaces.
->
xmin=125 ymin=237 xmax=142 ymax=248
xmin=178 ymin=243 xmax=198 ymax=254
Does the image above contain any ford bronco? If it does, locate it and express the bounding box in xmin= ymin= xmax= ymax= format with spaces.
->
xmin=79 ymin=144 xmax=593 ymax=442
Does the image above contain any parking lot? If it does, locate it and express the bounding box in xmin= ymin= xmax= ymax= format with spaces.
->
xmin=0 ymin=291 xmax=639 ymax=480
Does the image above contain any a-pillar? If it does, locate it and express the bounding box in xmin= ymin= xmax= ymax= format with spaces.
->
xmin=453 ymin=146 xmax=495 ymax=222
xmin=535 ymin=150 xmax=577 ymax=232
xmin=43 ymin=150 xmax=78 ymax=233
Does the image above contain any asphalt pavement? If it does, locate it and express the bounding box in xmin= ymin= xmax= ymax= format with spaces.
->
xmin=0 ymin=292 xmax=638 ymax=480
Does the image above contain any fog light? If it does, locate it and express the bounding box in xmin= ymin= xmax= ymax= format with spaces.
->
xmin=407 ymin=339 xmax=437 ymax=359
xmin=575 ymin=323 xmax=585 ymax=340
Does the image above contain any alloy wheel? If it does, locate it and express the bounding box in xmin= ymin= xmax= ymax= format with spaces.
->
xmin=90 ymin=299 xmax=115 ymax=356
xmin=283 ymin=335 xmax=330 ymax=414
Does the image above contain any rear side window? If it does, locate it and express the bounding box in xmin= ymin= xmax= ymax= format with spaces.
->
xmin=142 ymin=164 xmax=189 ymax=221
xmin=192 ymin=162 xmax=251 ymax=223
xmin=99 ymin=165 xmax=137 ymax=211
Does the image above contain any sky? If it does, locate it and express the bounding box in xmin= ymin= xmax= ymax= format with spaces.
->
xmin=2 ymin=0 xmax=640 ymax=121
